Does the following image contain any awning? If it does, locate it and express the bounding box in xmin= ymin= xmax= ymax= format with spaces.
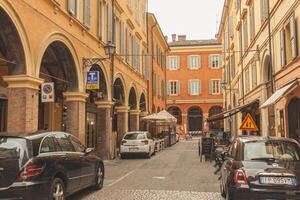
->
xmin=207 ymin=100 xmax=259 ymax=122
xmin=142 ymin=110 xmax=177 ymax=123
xmin=260 ymin=79 xmax=299 ymax=109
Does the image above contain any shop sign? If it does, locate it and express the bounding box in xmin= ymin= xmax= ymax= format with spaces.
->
xmin=86 ymin=71 xmax=99 ymax=90
xmin=41 ymin=82 xmax=54 ymax=103
xmin=239 ymin=113 xmax=258 ymax=131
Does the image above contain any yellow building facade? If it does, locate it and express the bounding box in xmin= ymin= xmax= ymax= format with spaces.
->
xmin=0 ymin=0 xmax=149 ymax=159
xmin=147 ymin=13 xmax=169 ymax=113
xmin=218 ymin=0 xmax=300 ymax=140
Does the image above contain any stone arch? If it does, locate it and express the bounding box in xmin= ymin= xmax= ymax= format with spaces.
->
xmin=128 ymin=87 xmax=137 ymax=110
xmin=113 ymin=75 xmax=126 ymax=106
xmin=139 ymin=92 xmax=147 ymax=112
xmin=261 ymin=53 xmax=271 ymax=84
xmin=38 ymin=40 xmax=80 ymax=131
xmin=168 ymin=106 xmax=182 ymax=124
xmin=208 ymin=106 xmax=223 ymax=130
xmin=0 ymin=4 xmax=32 ymax=75
xmin=188 ymin=106 xmax=203 ymax=132
xmin=35 ymin=32 xmax=83 ymax=92
xmin=287 ymin=97 xmax=300 ymax=141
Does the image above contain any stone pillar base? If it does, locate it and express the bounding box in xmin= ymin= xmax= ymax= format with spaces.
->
xmin=116 ymin=106 xmax=129 ymax=149
xmin=64 ymin=92 xmax=88 ymax=143
xmin=129 ymin=110 xmax=140 ymax=131
xmin=95 ymin=101 xmax=113 ymax=160
xmin=3 ymin=75 xmax=44 ymax=134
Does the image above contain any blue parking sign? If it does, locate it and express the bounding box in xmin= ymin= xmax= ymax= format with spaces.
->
xmin=86 ymin=71 xmax=99 ymax=89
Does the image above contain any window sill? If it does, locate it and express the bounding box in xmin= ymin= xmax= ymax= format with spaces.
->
xmin=188 ymin=68 xmax=200 ymax=70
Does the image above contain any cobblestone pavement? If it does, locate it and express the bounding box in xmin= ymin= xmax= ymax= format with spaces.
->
xmin=68 ymin=139 xmax=223 ymax=200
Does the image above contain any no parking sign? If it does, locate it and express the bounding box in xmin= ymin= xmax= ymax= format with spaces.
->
xmin=41 ymin=82 xmax=54 ymax=103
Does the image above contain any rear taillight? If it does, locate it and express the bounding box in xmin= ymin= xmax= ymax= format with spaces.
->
xmin=234 ymin=169 xmax=248 ymax=185
xmin=17 ymin=163 xmax=45 ymax=181
xmin=121 ymin=140 xmax=127 ymax=145
xmin=142 ymin=140 xmax=149 ymax=145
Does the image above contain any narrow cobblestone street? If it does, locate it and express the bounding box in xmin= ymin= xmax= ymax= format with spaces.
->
xmin=69 ymin=140 xmax=222 ymax=200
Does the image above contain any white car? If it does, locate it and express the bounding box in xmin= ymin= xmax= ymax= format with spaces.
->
xmin=120 ymin=131 xmax=155 ymax=159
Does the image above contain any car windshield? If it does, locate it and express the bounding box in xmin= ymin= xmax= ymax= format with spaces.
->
xmin=244 ymin=140 xmax=300 ymax=161
xmin=124 ymin=133 xmax=145 ymax=140
xmin=0 ymin=137 xmax=32 ymax=168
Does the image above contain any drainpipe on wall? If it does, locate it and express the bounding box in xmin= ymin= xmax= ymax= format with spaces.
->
xmin=150 ymin=21 xmax=158 ymax=113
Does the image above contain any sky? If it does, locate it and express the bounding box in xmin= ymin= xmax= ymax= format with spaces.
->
xmin=148 ymin=0 xmax=225 ymax=41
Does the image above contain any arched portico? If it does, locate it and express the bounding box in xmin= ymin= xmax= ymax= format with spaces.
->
xmin=128 ymin=87 xmax=139 ymax=131
xmin=38 ymin=40 xmax=87 ymax=142
xmin=261 ymin=53 xmax=274 ymax=136
xmin=113 ymin=76 xmax=128 ymax=149
xmin=0 ymin=6 xmax=42 ymax=133
xmin=188 ymin=106 xmax=203 ymax=133
xmin=208 ymin=106 xmax=223 ymax=131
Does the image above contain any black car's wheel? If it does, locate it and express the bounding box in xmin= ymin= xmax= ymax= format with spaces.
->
xmin=93 ymin=163 xmax=104 ymax=190
xmin=120 ymin=153 xmax=126 ymax=159
xmin=50 ymin=178 xmax=65 ymax=200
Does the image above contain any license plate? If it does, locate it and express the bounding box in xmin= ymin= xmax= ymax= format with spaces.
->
xmin=260 ymin=176 xmax=296 ymax=186
xmin=129 ymin=148 xmax=138 ymax=152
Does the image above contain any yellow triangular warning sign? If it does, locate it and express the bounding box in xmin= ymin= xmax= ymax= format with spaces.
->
xmin=239 ymin=113 xmax=259 ymax=131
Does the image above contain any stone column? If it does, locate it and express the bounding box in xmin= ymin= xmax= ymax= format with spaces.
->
xmin=129 ymin=110 xmax=140 ymax=131
xmin=139 ymin=112 xmax=148 ymax=131
xmin=182 ymin=113 xmax=188 ymax=136
xmin=3 ymin=75 xmax=44 ymax=134
xmin=95 ymin=101 xmax=113 ymax=160
xmin=115 ymin=106 xmax=129 ymax=149
xmin=64 ymin=92 xmax=88 ymax=143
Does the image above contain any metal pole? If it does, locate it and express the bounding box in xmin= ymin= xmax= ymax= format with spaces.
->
xmin=267 ymin=0 xmax=274 ymax=93
xmin=111 ymin=0 xmax=116 ymax=155
xmin=239 ymin=0 xmax=245 ymax=105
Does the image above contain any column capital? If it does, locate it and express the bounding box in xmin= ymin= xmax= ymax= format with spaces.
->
xmin=95 ymin=101 xmax=114 ymax=109
xmin=3 ymin=75 xmax=44 ymax=90
xmin=64 ymin=92 xmax=89 ymax=102
xmin=130 ymin=109 xmax=141 ymax=115
xmin=140 ymin=111 xmax=149 ymax=117
xmin=182 ymin=113 xmax=188 ymax=117
xmin=115 ymin=106 xmax=130 ymax=113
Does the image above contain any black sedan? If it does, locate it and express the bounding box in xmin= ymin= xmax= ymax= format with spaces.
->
xmin=220 ymin=136 xmax=300 ymax=200
xmin=0 ymin=131 xmax=104 ymax=200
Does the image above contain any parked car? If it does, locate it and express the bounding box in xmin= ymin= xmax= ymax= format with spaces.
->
xmin=120 ymin=131 xmax=155 ymax=159
xmin=220 ymin=136 xmax=300 ymax=200
xmin=0 ymin=131 xmax=104 ymax=200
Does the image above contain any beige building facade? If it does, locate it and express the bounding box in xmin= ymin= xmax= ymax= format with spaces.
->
xmin=0 ymin=0 xmax=149 ymax=159
xmin=218 ymin=0 xmax=300 ymax=140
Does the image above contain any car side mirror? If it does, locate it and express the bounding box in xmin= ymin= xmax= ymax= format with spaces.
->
xmin=85 ymin=147 xmax=94 ymax=154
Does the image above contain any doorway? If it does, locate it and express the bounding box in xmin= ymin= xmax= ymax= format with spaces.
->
xmin=288 ymin=98 xmax=300 ymax=141
xmin=188 ymin=107 xmax=203 ymax=132
xmin=86 ymin=112 xmax=97 ymax=148
xmin=0 ymin=98 xmax=7 ymax=132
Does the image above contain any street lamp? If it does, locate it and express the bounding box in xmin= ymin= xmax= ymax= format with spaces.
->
xmin=104 ymin=42 xmax=116 ymax=58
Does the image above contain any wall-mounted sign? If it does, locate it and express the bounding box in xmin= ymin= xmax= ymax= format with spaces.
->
xmin=86 ymin=71 xmax=99 ymax=90
xmin=41 ymin=82 xmax=54 ymax=103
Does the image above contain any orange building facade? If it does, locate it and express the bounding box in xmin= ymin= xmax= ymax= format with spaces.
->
xmin=147 ymin=13 xmax=168 ymax=114
xmin=166 ymin=35 xmax=223 ymax=136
